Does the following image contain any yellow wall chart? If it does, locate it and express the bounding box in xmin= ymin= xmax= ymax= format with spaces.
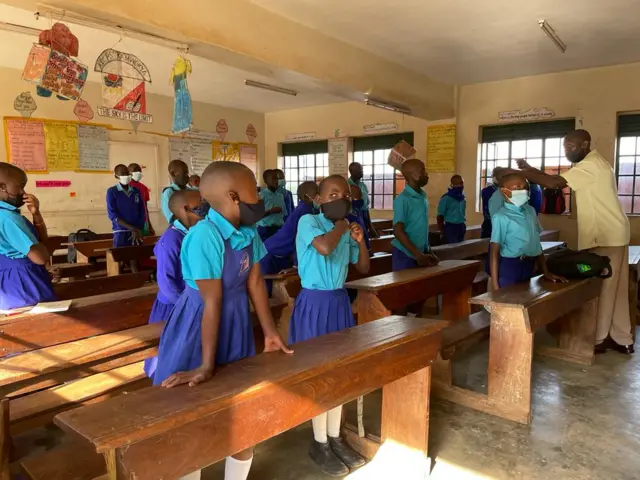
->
xmin=426 ymin=124 xmax=456 ymax=173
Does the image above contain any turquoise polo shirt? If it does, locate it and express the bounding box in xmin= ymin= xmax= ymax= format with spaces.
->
xmin=257 ymin=188 xmax=285 ymax=228
xmin=0 ymin=201 xmax=38 ymax=259
xmin=348 ymin=178 xmax=369 ymax=210
xmin=296 ymin=213 xmax=359 ymax=290
xmin=488 ymin=189 xmax=505 ymax=217
xmin=181 ymin=208 xmax=266 ymax=289
xmin=161 ymin=183 xmax=199 ymax=223
xmin=490 ymin=203 xmax=542 ymax=258
xmin=437 ymin=195 xmax=466 ymax=224
xmin=391 ymin=186 xmax=429 ymax=258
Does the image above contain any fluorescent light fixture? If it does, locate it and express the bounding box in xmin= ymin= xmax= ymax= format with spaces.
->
xmin=365 ymin=97 xmax=411 ymax=115
xmin=0 ymin=21 xmax=40 ymax=36
xmin=36 ymin=4 xmax=189 ymax=51
xmin=244 ymin=79 xmax=298 ymax=96
xmin=539 ymin=20 xmax=566 ymax=53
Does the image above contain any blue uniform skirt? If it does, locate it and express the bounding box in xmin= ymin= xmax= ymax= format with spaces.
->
xmin=113 ymin=231 xmax=135 ymax=248
xmin=0 ymin=256 xmax=56 ymax=311
xmin=257 ymin=225 xmax=280 ymax=242
xmin=444 ymin=223 xmax=466 ymax=244
xmin=392 ymin=246 xmax=420 ymax=271
xmin=289 ymin=288 xmax=354 ymax=344
xmin=143 ymin=295 xmax=176 ymax=378
xmin=498 ymin=256 xmax=536 ymax=288
xmin=152 ymin=285 xmax=255 ymax=385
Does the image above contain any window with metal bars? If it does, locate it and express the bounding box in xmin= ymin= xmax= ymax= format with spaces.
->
xmin=281 ymin=140 xmax=328 ymax=204
xmin=616 ymin=114 xmax=640 ymax=215
xmin=351 ymin=132 xmax=414 ymax=210
xmin=479 ymin=119 xmax=575 ymax=213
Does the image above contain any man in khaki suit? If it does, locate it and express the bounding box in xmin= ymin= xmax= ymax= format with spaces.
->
xmin=516 ymin=129 xmax=633 ymax=354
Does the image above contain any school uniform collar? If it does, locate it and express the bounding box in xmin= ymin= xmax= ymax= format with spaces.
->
xmin=170 ymin=182 xmax=198 ymax=192
xmin=206 ymin=208 xmax=256 ymax=249
xmin=172 ymin=220 xmax=189 ymax=234
xmin=348 ymin=177 xmax=364 ymax=187
xmin=504 ymin=202 xmax=526 ymax=214
xmin=116 ymin=183 xmax=134 ymax=195
xmin=317 ymin=213 xmax=337 ymax=230
xmin=402 ymin=185 xmax=427 ymax=199
xmin=0 ymin=200 xmax=18 ymax=212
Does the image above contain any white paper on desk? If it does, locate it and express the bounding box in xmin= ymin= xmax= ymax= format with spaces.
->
xmin=0 ymin=306 xmax=32 ymax=316
xmin=30 ymin=300 xmax=72 ymax=314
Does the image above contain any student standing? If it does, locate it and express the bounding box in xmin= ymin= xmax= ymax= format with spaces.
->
xmin=392 ymin=159 xmax=438 ymax=271
xmin=155 ymin=161 xmax=291 ymax=480
xmin=106 ymin=164 xmax=146 ymax=248
xmin=161 ymin=160 xmax=197 ymax=223
xmin=480 ymin=167 xmax=505 ymax=238
xmin=274 ymin=168 xmax=294 ymax=220
xmin=437 ymin=174 xmax=467 ymax=244
xmin=257 ymin=169 xmax=285 ymax=241
xmin=516 ymin=129 xmax=634 ymax=354
xmin=489 ymin=172 xmax=565 ymax=289
xmin=0 ymin=163 xmax=56 ymax=311
xmin=347 ymin=183 xmax=370 ymax=250
xmin=348 ymin=162 xmax=378 ymax=238
xmin=290 ymin=175 xmax=369 ymax=477
xmin=128 ymin=163 xmax=155 ymax=236
xmin=189 ymin=174 xmax=200 ymax=188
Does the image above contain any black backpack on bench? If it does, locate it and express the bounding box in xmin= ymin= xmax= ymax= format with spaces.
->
xmin=545 ymin=248 xmax=613 ymax=279
xmin=67 ymin=228 xmax=98 ymax=263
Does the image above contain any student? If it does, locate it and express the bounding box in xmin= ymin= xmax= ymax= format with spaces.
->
xmin=260 ymin=181 xmax=318 ymax=296
xmin=189 ymin=174 xmax=201 ymax=188
xmin=486 ymin=167 xmax=541 ymax=230
xmin=274 ymin=168 xmax=294 ymax=220
xmin=289 ymin=174 xmax=369 ymax=477
xmin=257 ymin=169 xmax=285 ymax=241
xmin=348 ymin=162 xmax=378 ymax=238
xmin=392 ymin=159 xmax=438 ymax=271
xmin=0 ymin=163 xmax=56 ymax=311
xmin=490 ymin=172 xmax=565 ymax=290
xmin=161 ymin=159 xmax=197 ymax=223
xmin=437 ymin=174 xmax=467 ymax=244
xmin=106 ymin=164 xmax=146 ymax=248
xmin=154 ymin=161 xmax=291 ymax=480
xmin=480 ymin=167 xmax=505 ymax=238
xmin=347 ymin=183 xmax=370 ymax=250
xmin=128 ymin=163 xmax=155 ymax=236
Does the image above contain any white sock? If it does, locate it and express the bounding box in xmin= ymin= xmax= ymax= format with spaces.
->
xmin=225 ymin=455 xmax=253 ymax=480
xmin=312 ymin=412 xmax=328 ymax=443
xmin=179 ymin=471 xmax=201 ymax=480
xmin=327 ymin=405 xmax=343 ymax=438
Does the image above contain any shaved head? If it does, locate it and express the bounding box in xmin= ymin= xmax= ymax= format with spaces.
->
xmin=168 ymin=159 xmax=190 ymax=187
xmin=565 ymin=129 xmax=591 ymax=144
xmin=297 ymin=181 xmax=318 ymax=202
xmin=0 ymin=162 xmax=26 ymax=183
xmin=349 ymin=162 xmax=363 ymax=180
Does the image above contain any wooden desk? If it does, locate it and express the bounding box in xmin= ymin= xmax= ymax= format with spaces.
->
xmin=369 ymin=234 xmax=394 ymax=254
xmin=54 ymin=271 xmax=152 ymax=300
xmin=432 ymin=238 xmax=489 ymax=261
xmin=55 ymin=316 xmax=447 ymax=479
xmin=541 ymin=241 xmax=565 ymax=254
xmin=106 ymin=244 xmax=156 ymax=276
xmin=371 ymin=218 xmax=392 ymax=231
xmin=74 ymin=236 xmax=158 ymax=264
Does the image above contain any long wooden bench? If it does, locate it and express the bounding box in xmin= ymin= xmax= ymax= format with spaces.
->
xmin=73 ymin=236 xmax=158 ymax=264
xmin=40 ymin=316 xmax=447 ymax=480
xmin=106 ymin=245 xmax=156 ymax=276
xmin=369 ymin=234 xmax=394 ymax=254
xmin=51 ymin=233 xmax=113 ymax=265
xmin=54 ymin=271 xmax=152 ymax=301
xmin=370 ymin=218 xmax=392 ymax=231
xmin=433 ymin=275 xmax=602 ymax=424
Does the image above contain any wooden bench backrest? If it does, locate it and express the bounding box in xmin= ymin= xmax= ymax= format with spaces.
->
xmin=432 ymin=238 xmax=489 ymax=260
xmin=369 ymin=234 xmax=394 ymax=254
xmin=370 ymin=219 xmax=392 ymax=230
xmin=56 ymin=316 xmax=447 ymax=478
xmin=54 ymin=271 xmax=152 ymax=301
xmin=74 ymin=236 xmax=158 ymax=259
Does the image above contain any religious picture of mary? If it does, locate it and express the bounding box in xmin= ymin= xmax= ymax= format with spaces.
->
xmin=171 ymin=55 xmax=193 ymax=134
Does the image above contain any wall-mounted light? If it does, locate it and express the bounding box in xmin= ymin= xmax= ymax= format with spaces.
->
xmin=365 ymin=97 xmax=411 ymax=115
xmin=244 ymin=79 xmax=298 ymax=96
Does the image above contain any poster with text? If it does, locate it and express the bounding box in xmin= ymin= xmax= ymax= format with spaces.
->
xmin=5 ymin=119 xmax=47 ymax=172
xmin=43 ymin=122 xmax=79 ymax=171
xmin=426 ymin=124 xmax=456 ymax=173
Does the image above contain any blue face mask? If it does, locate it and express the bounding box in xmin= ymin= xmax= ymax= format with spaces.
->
xmin=278 ymin=179 xmax=286 ymax=188
xmin=509 ymin=189 xmax=529 ymax=207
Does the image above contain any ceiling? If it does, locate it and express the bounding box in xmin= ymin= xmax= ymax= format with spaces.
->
xmin=250 ymin=0 xmax=640 ymax=84
xmin=0 ymin=3 xmax=347 ymax=112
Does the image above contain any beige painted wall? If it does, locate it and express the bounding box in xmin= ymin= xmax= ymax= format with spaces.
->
xmin=458 ymin=61 xmax=640 ymax=248
xmin=265 ymin=102 xmax=457 ymax=220
xmin=0 ymin=66 xmax=264 ymax=236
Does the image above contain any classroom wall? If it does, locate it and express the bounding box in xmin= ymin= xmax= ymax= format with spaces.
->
xmin=0 ymin=65 xmax=265 ymax=236
xmin=457 ymin=61 xmax=640 ymax=248
xmin=265 ymin=101 xmax=456 ymax=220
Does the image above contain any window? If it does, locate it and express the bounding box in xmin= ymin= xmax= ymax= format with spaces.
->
xmin=616 ymin=114 xmax=640 ymax=214
xmin=479 ymin=119 xmax=575 ymax=213
xmin=352 ymin=132 xmax=414 ymax=209
xmin=281 ymin=140 xmax=329 ymax=203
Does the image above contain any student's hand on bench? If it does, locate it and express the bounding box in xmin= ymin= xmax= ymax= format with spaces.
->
xmin=543 ymin=271 xmax=568 ymax=284
xmin=48 ymin=266 xmax=61 ymax=283
xmin=417 ymin=252 xmax=439 ymax=267
xmin=161 ymin=365 xmax=213 ymax=388
xmin=263 ymin=333 xmax=294 ymax=355
xmin=350 ymin=223 xmax=364 ymax=244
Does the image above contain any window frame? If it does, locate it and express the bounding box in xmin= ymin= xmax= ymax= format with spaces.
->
xmin=281 ymin=140 xmax=329 ymax=204
xmin=615 ymin=113 xmax=640 ymax=215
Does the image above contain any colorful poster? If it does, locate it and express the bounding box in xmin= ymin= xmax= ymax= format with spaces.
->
xmin=95 ymin=49 xmax=153 ymax=124
xmin=169 ymin=130 xmax=217 ymax=175
xmin=77 ymin=125 xmax=109 ymax=171
xmin=22 ymin=44 xmax=88 ymax=100
xmin=426 ymin=124 xmax=456 ymax=173
xmin=171 ymin=56 xmax=193 ymax=134
xmin=246 ymin=123 xmax=257 ymax=143
xmin=213 ymin=141 xmax=239 ymax=162
xmin=43 ymin=122 xmax=79 ymax=171
xmin=13 ymin=92 xmax=37 ymax=117
xmin=74 ymin=99 xmax=94 ymax=122
xmin=387 ymin=140 xmax=416 ymax=170
xmin=239 ymin=143 xmax=258 ymax=175
xmin=22 ymin=44 xmax=49 ymax=83
xmin=5 ymin=119 xmax=47 ymax=172
xmin=216 ymin=119 xmax=228 ymax=141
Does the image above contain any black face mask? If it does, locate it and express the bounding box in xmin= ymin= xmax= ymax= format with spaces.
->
xmin=416 ymin=175 xmax=429 ymax=188
xmin=3 ymin=190 xmax=24 ymax=208
xmin=188 ymin=201 xmax=211 ymax=219
xmin=321 ymin=198 xmax=351 ymax=222
xmin=239 ymin=199 xmax=266 ymax=225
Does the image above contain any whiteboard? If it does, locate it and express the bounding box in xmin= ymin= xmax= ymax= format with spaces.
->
xmin=26 ymin=141 xmax=159 ymax=213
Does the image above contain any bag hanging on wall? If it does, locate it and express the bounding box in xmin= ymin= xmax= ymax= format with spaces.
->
xmin=541 ymin=188 xmax=566 ymax=214
xmin=545 ymin=248 xmax=612 ymax=279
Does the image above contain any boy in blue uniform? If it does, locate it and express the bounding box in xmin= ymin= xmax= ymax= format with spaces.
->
xmin=155 ymin=161 xmax=291 ymax=480
xmin=392 ymin=159 xmax=438 ymax=271
xmin=0 ymin=163 xmax=56 ymax=311
xmin=290 ymin=175 xmax=369 ymax=477
xmin=347 ymin=183 xmax=370 ymax=250
xmin=106 ymin=164 xmax=146 ymax=248
xmin=490 ymin=172 xmax=565 ymax=290
xmin=260 ymin=181 xmax=318 ymax=296
xmin=480 ymin=167 xmax=505 ymax=238
xmin=161 ymin=159 xmax=197 ymax=223
xmin=348 ymin=162 xmax=378 ymax=238
xmin=257 ymin=169 xmax=285 ymax=241
xmin=437 ymin=174 xmax=467 ymax=244
xmin=274 ymin=168 xmax=294 ymax=220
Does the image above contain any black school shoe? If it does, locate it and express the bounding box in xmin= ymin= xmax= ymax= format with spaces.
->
xmin=329 ymin=436 xmax=366 ymax=469
xmin=309 ymin=440 xmax=349 ymax=477
xmin=595 ymin=336 xmax=635 ymax=355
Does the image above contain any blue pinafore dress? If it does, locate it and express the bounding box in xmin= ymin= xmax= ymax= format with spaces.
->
xmin=0 ymin=220 xmax=56 ymax=311
xmin=151 ymin=238 xmax=256 ymax=384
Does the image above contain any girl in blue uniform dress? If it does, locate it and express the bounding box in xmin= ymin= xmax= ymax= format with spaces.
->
xmin=347 ymin=183 xmax=371 ymax=251
xmin=490 ymin=172 xmax=566 ymax=289
xmin=437 ymin=174 xmax=467 ymax=244
xmin=290 ymin=175 xmax=370 ymax=477
xmin=0 ymin=164 xmax=56 ymax=311
xmin=154 ymin=161 xmax=291 ymax=480
xmin=106 ymin=164 xmax=146 ymax=248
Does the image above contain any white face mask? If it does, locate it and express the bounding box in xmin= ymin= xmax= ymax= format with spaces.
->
xmin=131 ymin=172 xmax=143 ymax=182
xmin=119 ymin=175 xmax=132 ymax=186
xmin=509 ymin=189 xmax=529 ymax=207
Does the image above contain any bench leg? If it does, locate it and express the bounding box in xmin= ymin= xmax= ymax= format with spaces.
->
xmin=356 ymin=292 xmax=391 ymax=325
xmin=0 ymin=399 xmax=9 ymax=480
xmin=441 ymin=285 xmax=472 ymax=321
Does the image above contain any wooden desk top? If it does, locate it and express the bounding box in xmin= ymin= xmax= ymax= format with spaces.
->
xmin=345 ymin=260 xmax=479 ymax=292
xmin=541 ymin=241 xmax=565 ymax=252
xmin=56 ymin=316 xmax=448 ymax=454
